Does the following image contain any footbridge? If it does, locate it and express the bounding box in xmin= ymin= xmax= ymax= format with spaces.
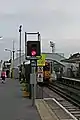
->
xmin=14 ymin=53 xmax=66 ymax=68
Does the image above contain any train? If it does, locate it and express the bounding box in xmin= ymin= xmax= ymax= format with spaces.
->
xmin=22 ymin=60 xmax=79 ymax=85
xmin=22 ymin=60 xmax=58 ymax=85
xmin=43 ymin=61 xmax=52 ymax=84
xmin=37 ymin=60 xmax=64 ymax=85
xmin=37 ymin=61 xmax=58 ymax=85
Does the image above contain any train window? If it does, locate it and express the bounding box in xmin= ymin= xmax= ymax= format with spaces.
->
xmin=44 ymin=64 xmax=50 ymax=71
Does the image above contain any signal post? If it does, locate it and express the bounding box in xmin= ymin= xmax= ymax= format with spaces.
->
xmin=25 ymin=32 xmax=41 ymax=106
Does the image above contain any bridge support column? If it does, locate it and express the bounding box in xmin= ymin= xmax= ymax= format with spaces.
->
xmin=79 ymin=63 xmax=80 ymax=78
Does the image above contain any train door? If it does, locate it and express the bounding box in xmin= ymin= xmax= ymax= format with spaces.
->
xmin=43 ymin=62 xmax=51 ymax=81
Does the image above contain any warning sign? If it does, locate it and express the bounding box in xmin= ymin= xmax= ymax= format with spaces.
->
xmin=37 ymin=67 xmax=43 ymax=72
xmin=37 ymin=54 xmax=46 ymax=66
xmin=37 ymin=66 xmax=43 ymax=82
xmin=38 ymin=73 xmax=43 ymax=78
xmin=37 ymin=73 xmax=43 ymax=82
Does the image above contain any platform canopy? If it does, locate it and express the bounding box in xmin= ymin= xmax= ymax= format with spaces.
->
xmin=61 ymin=53 xmax=80 ymax=63
xmin=46 ymin=58 xmax=65 ymax=67
xmin=61 ymin=58 xmax=80 ymax=63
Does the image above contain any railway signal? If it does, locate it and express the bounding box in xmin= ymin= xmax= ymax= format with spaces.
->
xmin=27 ymin=41 xmax=41 ymax=57
xmin=25 ymin=32 xmax=41 ymax=106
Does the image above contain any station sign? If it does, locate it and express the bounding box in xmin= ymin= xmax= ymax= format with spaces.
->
xmin=37 ymin=54 xmax=46 ymax=66
xmin=37 ymin=66 xmax=43 ymax=82
xmin=37 ymin=73 xmax=43 ymax=82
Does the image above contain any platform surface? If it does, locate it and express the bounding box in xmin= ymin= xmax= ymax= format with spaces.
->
xmin=36 ymin=98 xmax=76 ymax=120
xmin=0 ymin=78 xmax=41 ymax=120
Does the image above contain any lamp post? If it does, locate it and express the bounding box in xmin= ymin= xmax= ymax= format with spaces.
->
xmin=0 ymin=36 xmax=3 ymax=75
xmin=5 ymin=49 xmax=12 ymax=60
xmin=5 ymin=40 xmax=15 ymax=79
xmin=16 ymin=49 xmax=24 ymax=57
xmin=0 ymin=36 xmax=3 ymax=39
xmin=12 ymin=40 xmax=15 ymax=79
xmin=50 ymin=41 xmax=55 ymax=53
xmin=19 ymin=25 xmax=22 ymax=82
xmin=50 ymin=41 xmax=55 ymax=72
xmin=5 ymin=48 xmax=12 ymax=78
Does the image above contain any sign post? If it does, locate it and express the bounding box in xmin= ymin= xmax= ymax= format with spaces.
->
xmin=30 ymin=60 xmax=37 ymax=106
xmin=37 ymin=66 xmax=43 ymax=82
xmin=37 ymin=54 xmax=46 ymax=83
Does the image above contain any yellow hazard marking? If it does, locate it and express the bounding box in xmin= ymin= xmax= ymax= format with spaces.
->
xmin=37 ymin=54 xmax=46 ymax=66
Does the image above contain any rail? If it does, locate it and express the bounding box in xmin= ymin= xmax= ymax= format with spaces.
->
xmin=47 ymin=83 xmax=80 ymax=120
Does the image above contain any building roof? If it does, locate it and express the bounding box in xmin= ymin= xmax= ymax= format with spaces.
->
xmin=61 ymin=53 xmax=80 ymax=63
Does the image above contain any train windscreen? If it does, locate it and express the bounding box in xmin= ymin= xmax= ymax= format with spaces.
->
xmin=44 ymin=62 xmax=50 ymax=71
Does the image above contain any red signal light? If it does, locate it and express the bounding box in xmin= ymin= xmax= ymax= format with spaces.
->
xmin=31 ymin=50 xmax=37 ymax=56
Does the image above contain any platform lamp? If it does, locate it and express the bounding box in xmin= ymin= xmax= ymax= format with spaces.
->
xmin=5 ymin=48 xmax=12 ymax=78
xmin=50 ymin=41 xmax=55 ymax=72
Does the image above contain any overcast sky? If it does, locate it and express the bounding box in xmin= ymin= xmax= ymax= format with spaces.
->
xmin=0 ymin=0 xmax=80 ymax=60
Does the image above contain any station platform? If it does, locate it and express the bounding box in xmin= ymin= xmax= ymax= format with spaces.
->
xmin=35 ymin=98 xmax=77 ymax=120
xmin=0 ymin=78 xmax=41 ymax=120
xmin=0 ymin=78 xmax=77 ymax=120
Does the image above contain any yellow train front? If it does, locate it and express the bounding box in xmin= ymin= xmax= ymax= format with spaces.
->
xmin=43 ymin=61 xmax=52 ymax=84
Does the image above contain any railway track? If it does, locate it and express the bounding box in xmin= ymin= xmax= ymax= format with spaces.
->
xmin=50 ymin=81 xmax=80 ymax=105
xmin=42 ymin=83 xmax=80 ymax=120
xmin=57 ymin=78 xmax=80 ymax=91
